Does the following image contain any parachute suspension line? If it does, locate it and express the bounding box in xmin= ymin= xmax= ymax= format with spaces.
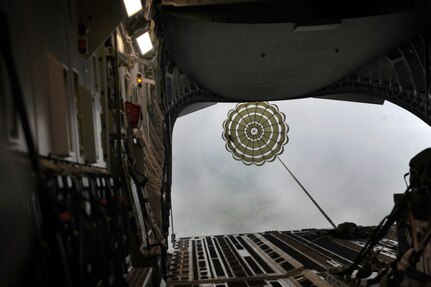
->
xmin=275 ymin=155 xmax=337 ymax=229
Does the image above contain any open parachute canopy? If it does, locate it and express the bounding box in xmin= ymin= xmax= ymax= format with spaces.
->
xmin=222 ymin=102 xmax=289 ymax=166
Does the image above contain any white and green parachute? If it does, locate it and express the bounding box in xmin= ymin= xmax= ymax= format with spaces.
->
xmin=222 ymin=101 xmax=289 ymax=166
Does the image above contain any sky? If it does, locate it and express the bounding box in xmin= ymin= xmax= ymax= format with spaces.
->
xmin=171 ymin=98 xmax=431 ymax=240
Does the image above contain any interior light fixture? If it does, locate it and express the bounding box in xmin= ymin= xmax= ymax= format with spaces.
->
xmin=123 ymin=0 xmax=143 ymax=17
xmin=136 ymin=32 xmax=153 ymax=55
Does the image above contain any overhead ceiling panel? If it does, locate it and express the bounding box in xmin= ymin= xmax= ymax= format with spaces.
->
xmin=162 ymin=11 xmax=422 ymax=101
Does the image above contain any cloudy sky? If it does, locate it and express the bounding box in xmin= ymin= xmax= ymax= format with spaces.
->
xmin=171 ymin=98 xmax=431 ymax=239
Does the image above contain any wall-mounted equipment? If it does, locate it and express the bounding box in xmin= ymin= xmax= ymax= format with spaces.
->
xmin=47 ymin=53 xmax=73 ymax=157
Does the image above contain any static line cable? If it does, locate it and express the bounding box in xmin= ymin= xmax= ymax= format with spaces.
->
xmin=276 ymin=155 xmax=337 ymax=229
xmin=0 ymin=12 xmax=40 ymax=177
xmin=403 ymin=172 xmax=410 ymax=188
xmin=335 ymin=185 xmax=412 ymax=276
xmin=0 ymin=12 xmax=44 ymax=236
xmin=415 ymin=223 xmax=431 ymax=258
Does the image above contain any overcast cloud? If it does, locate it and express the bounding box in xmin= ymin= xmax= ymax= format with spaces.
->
xmin=171 ymin=98 xmax=431 ymax=240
